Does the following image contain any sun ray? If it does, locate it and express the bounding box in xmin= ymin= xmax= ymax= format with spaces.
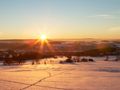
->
xmin=44 ymin=40 xmax=55 ymax=53
xmin=28 ymin=34 xmax=56 ymax=54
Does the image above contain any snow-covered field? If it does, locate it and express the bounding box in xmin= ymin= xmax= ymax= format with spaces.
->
xmin=0 ymin=57 xmax=120 ymax=90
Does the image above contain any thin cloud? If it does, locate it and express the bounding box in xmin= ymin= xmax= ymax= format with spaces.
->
xmin=108 ymin=27 xmax=120 ymax=32
xmin=0 ymin=32 xmax=2 ymax=35
xmin=88 ymin=14 xmax=115 ymax=19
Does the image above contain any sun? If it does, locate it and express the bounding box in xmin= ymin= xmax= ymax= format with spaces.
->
xmin=40 ymin=34 xmax=47 ymax=41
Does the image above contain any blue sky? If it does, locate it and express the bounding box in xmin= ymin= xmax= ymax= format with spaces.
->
xmin=0 ymin=0 xmax=120 ymax=39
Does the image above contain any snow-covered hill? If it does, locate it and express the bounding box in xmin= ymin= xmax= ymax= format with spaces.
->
xmin=0 ymin=59 xmax=120 ymax=90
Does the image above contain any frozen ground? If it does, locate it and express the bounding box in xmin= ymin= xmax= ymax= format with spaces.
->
xmin=0 ymin=58 xmax=120 ymax=90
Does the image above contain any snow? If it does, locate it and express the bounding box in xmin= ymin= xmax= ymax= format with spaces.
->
xmin=0 ymin=58 xmax=120 ymax=90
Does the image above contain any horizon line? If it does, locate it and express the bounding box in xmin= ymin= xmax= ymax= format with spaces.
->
xmin=0 ymin=38 xmax=120 ymax=41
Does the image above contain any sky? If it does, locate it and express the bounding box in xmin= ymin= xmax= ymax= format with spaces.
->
xmin=0 ymin=0 xmax=120 ymax=39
